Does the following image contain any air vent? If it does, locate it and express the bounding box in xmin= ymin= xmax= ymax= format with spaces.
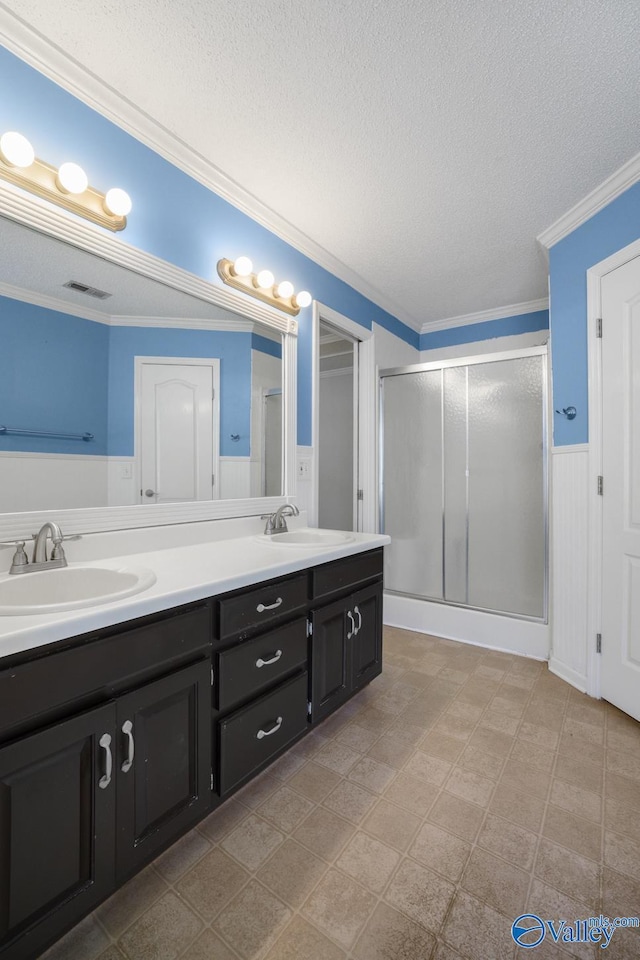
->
xmin=63 ymin=280 xmax=112 ymax=300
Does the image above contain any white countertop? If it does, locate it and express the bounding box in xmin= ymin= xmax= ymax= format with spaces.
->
xmin=0 ymin=530 xmax=389 ymax=661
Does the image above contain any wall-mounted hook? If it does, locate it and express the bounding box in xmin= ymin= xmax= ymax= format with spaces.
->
xmin=230 ymin=433 xmax=240 ymax=442
xmin=555 ymin=406 xmax=577 ymax=420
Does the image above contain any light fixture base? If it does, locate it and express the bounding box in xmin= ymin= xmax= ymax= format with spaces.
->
xmin=0 ymin=156 xmax=127 ymax=232
xmin=217 ymin=258 xmax=300 ymax=316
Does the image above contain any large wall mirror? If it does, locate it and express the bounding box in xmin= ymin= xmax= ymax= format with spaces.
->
xmin=0 ymin=202 xmax=297 ymax=538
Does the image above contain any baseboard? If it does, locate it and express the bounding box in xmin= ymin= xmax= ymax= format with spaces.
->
xmin=383 ymin=593 xmax=549 ymax=661
xmin=548 ymin=657 xmax=588 ymax=694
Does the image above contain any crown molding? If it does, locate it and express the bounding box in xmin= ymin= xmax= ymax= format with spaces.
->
xmin=110 ymin=315 xmax=256 ymax=332
xmin=421 ymin=297 xmax=549 ymax=334
xmin=0 ymin=10 xmax=417 ymax=331
xmin=0 ymin=278 xmax=108 ymax=323
xmin=537 ymin=150 xmax=640 ymax=249
xmin=0 ymin=180 xmax=298 ymax=335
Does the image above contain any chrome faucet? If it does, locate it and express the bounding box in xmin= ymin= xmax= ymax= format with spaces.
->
xmin=9 ymin=521 xmax=68 ymax=575
xmin=261 ymin=503 xmax=300 ymax=535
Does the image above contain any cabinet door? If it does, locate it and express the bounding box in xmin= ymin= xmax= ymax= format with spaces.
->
xmin=310 ymin=598 xmax=350 ymax=724
xmin=350 ymin=582 xmax=383 ymax=690
xmin=116 ymin=659 xmax=212 ymax=879
xmin=0 ymin=703 xmax=116 ymax=960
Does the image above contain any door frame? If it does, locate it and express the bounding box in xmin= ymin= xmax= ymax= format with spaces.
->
xmin=586 ymin=235 xmax=640 ymax=697
xmin=134 ymin=356 xmax=221 ymax=504
xmin=310 ymin=302 xmax=376 ymax=532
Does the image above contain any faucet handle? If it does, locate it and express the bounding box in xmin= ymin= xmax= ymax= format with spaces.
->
xmin=9 ymin=542 xmax=29 ymax=574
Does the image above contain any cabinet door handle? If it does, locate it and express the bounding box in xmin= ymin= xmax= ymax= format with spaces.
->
xmin=347 ymin=610 xmax=355 ymax=639
xmin=121 ymin=719 xmax=135 ymax=773
xmin=256 ymin=597 xmax=283 ymax=613
xmin=98 ymin=733 xmax=113 ymax=790
xmin=256 ymin=649 xmax=283 ymax=668
xmin=256 ymin=716 xmax=283 ymax=740
xmin=354 ymin=605 xmax=362 ymax=635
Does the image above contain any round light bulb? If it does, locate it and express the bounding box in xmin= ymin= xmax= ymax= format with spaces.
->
xmin=57 ymin=162 xmax=88 ymax=195
xmin=0 ymin=131 xmax=35 ymax=168
xmin=256 ymin=269 xmax=275 ymax=290
xmin=276 ymin=280 xmax=294 ymax=300
xmin=104 ymin=187 xmax=132 ymax=217
xmin=294 ymin=290 xmax=312 ymax=308
xmin=232 ymin=256 xmax=253 ymax=277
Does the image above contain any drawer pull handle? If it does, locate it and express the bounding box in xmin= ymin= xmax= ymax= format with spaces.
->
xmin=256 ymin=716 xmax=283 ymax=740
xmin=256 ymin=649 xmax=283 ymax=668
xmin=347 ymin=610 xmax=355 ymax=639
xmin=354 ymin=605 xmax=362 ymax=635
xmin=98 ymin=733 xmax=113 ymax=790
xmin=256 ymin=597 xmax=283 ymax=613
xmin=121 ymin=719 xmax=135 ymax=773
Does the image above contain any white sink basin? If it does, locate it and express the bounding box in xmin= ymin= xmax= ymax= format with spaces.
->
xmin=0 ymin=564 xmax=156 ymax=615
xmin=257 ymin=530 xmax=355 ymax=547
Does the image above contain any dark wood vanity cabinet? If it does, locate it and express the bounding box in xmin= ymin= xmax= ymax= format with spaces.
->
xmin=310 ymin=557 xmax=383 ymax=723
xmin=0 ymin=606 xmax=213 ymax=960
xmin=0 ymin=546 xmax=384 ymax=959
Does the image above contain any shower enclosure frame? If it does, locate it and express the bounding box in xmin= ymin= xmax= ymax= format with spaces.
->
xmin=379 ymin=345 xmax=549 ymax=624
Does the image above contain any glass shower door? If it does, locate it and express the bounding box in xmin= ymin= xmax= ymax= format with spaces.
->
xmin=380 ymin=349 xmax=547 ymax=621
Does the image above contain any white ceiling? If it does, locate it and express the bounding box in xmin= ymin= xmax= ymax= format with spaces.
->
xmin=2 ymin=0 xmax=639 ymax=329
xmin=0 ymin=215 xmax=276 ymax=333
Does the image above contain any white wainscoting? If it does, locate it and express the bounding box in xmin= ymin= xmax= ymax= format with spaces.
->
xmin=384 ymin=593 xmax=549 ymax=660
xmin=549 ymin=444 xmax=590 ymax=691
xmin=107 ymin=458 xmax=137 ymax=506
xmin=0 ymin=451 xmax=109 ymax=512
xmin=219 ymin=457 xmax=253 ymax=500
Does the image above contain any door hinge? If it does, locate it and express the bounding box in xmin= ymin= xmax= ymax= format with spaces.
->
xmin=210 ymin=772 xmax=214 ymax=791
xmin=307 ymin=700 xmax=312 ymax=717
xmin=210 ymin=666 xmax=214 ymax=686
xmin=596 ymin=317 xmax=602 ymax=338
xmin=596 ymin=633 xmax=602 ymax=654
xmin=212 ymin=473 xmax=215 ymax=486
xmin=357 ymin=489 xmax=364 ymax=501
xmin=306 ymin=618 xmax=313 ymax=638
xmin=597 ymin=476 xmax=603 ymax=496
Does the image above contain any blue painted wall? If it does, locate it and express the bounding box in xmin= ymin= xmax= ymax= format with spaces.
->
xmin=108 ymin=328 xmax=257 ymax=457
xmin=0 ymin=295 xmax=109 ymax=454
xmin=0 ymin=45 xmax=417 ymax=447
xmin=0 ymin=292 xmax=278 ymax=458
xmin=420 ymin=310 xmax=549 ymax=352
xmin=549 ymin=180 xmax=640 ymax=445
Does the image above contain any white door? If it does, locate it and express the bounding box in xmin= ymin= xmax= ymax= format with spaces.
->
xmin=137 ymin=359 xmax=219 ymax=504
xmin=600 ymin=255 xmax=640 ymax=721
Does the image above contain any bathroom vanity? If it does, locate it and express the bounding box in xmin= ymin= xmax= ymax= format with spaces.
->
xmin=0 ymin=535 xmax=385 ymax=960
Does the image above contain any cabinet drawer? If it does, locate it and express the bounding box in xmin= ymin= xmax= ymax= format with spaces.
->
xmin=218 ymin=573 xmax=308 ymax=640
xmin=311 ymin=548 xmax=383 ymax=601
xmin=217 ymin=618 xmax=308 ymax=712
xmin=219 ymin=672 xmax=308 ymax=795
xmin=0 ymin=605 xmax=212 ymax=741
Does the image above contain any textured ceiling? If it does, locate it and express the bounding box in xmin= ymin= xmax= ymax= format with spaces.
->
xmin=1 ymin=0 xmax=639 ymax=328
xmin=0 ymin=216 xmax=260 ymax=324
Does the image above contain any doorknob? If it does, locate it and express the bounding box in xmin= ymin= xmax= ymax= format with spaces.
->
xmin=144 ymin=489 xmax=156 ymax=498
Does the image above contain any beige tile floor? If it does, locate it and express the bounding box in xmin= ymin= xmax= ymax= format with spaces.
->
xmin=40 ymin=627 xmax=640 ymax=960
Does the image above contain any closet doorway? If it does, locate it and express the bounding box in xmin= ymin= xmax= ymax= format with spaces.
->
xmin=312 ymin=304 xmax=375 ymax=533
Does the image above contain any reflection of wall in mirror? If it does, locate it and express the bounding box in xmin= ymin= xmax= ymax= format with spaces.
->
xmin=0 ymin=293 xmax=282 ymax=511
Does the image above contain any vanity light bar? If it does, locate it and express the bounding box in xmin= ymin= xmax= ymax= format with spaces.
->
xmin=0 ymin=131 xmax=131 ymax=232
xmin=217 ymin=257 xmax=312 ymax=316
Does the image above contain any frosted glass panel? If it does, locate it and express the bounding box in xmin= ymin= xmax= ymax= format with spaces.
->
xmin=467 ymin=357 xmax=545 ymax=617
xmin=382 ymin=372 xmax=443 ymax=598
xmin=443 ymin=367 xmax=468 ymax=604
